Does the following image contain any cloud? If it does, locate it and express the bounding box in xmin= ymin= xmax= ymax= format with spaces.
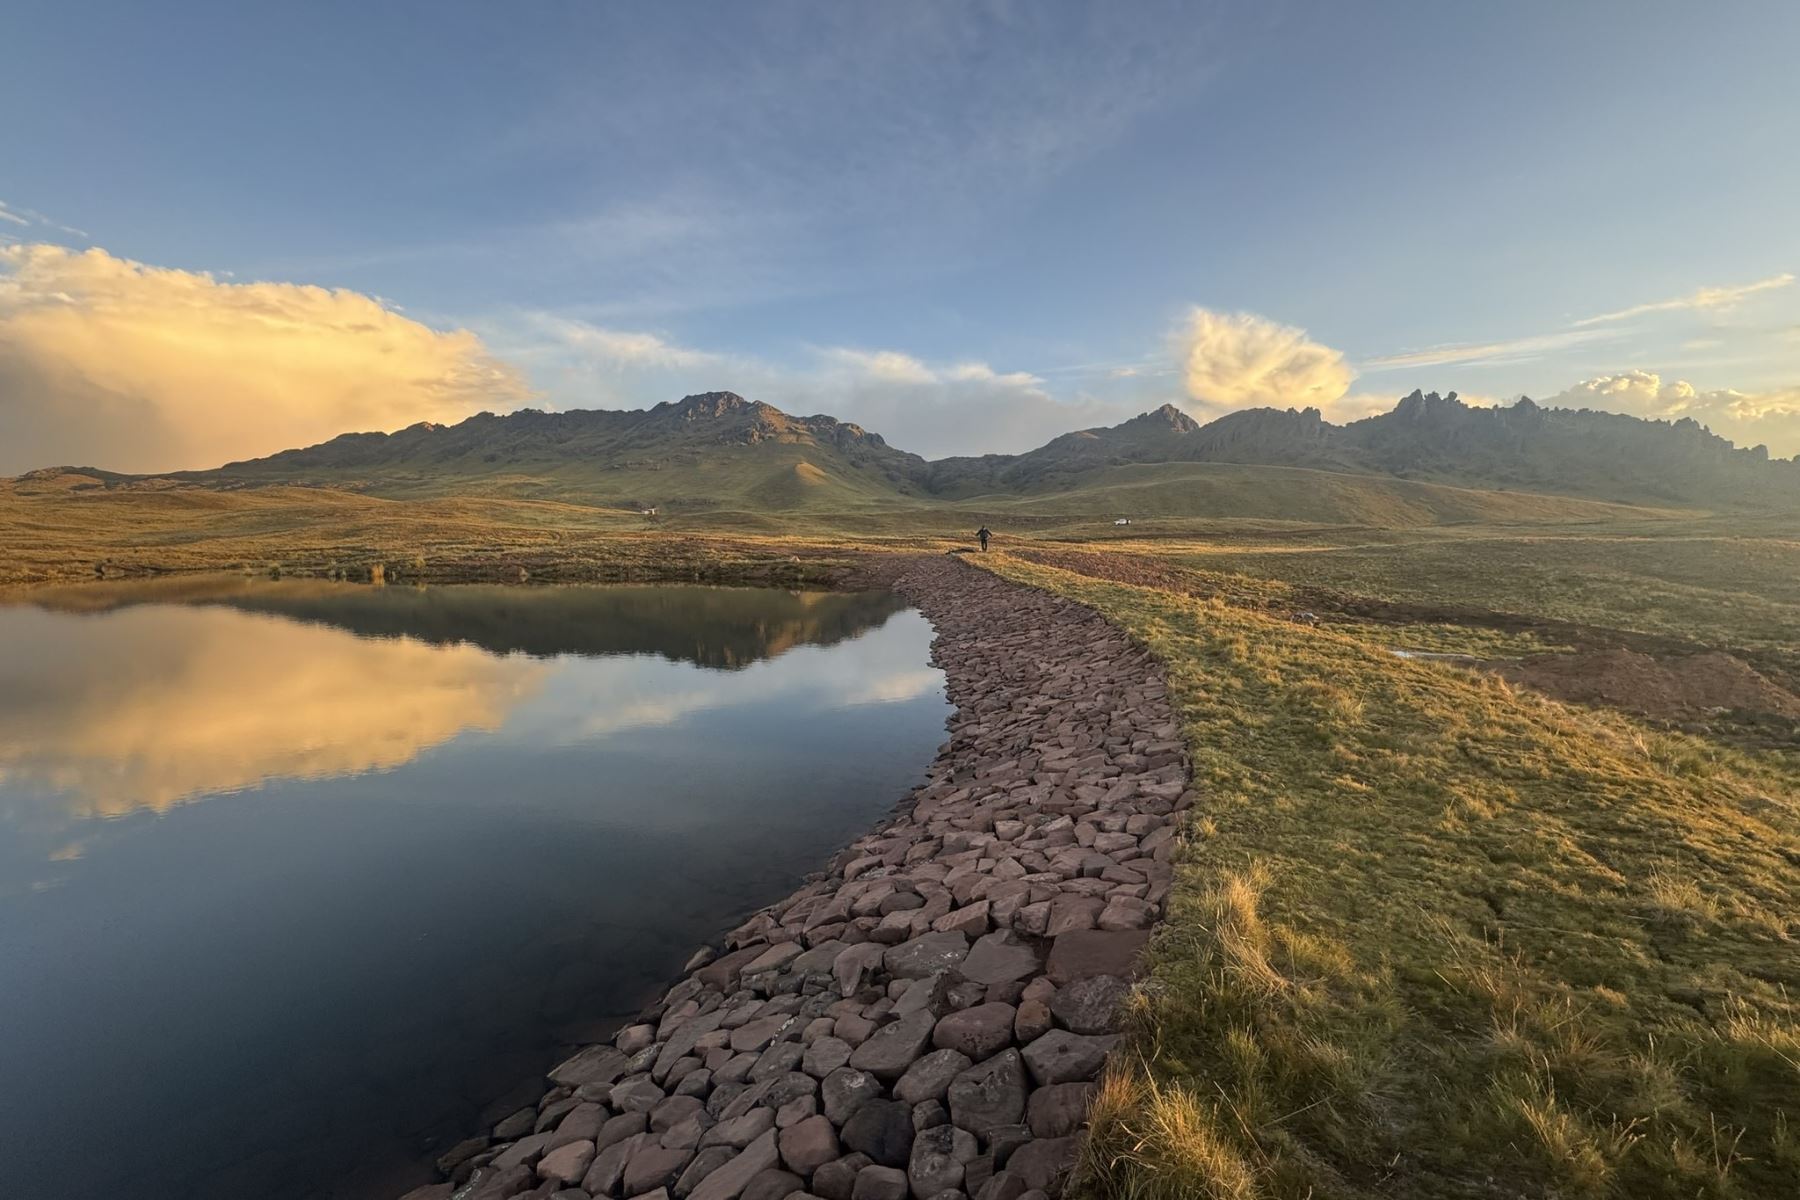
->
xmin=0 ymin=203 xmax=28 ymax=228
xmin=504 ymin=315 xmax=1137 ymax=458
xmin=1573 ymin=273 xmax=1795 ymax=327
xmin=1544 ymin=370 xmax=1800 ymax=456
xmin=0 ymin=243 xmax=533 ymax=474
xmin=1175 ymin=308 xmax=1366 ymax=417
xmin=0 ymin=604 xmax=544 ymax=819
xmin=1362 ymin=328 xmax=1616 ymax=370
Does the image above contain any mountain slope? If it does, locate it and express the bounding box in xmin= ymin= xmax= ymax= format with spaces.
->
xmin=931 ymin=391 xmax=1799 ymax=509
xmin=182 ymin=391 xmax=930 ymax=512
xmin=16 ymin=388 xmax=1797 ymax=519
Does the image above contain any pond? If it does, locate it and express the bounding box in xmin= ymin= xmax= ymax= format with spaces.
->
xmin=0 ymin=578 xmax=950 ymax=1200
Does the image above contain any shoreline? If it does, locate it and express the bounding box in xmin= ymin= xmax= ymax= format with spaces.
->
xmin=408 ymin=554 xmax=1190 ymax=1200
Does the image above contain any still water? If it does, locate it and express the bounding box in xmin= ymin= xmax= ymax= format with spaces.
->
xmin=0 ymin=578 xmax=949 ymax=1200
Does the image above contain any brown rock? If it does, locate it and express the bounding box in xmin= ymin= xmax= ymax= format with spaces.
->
xmin=931 ymin=1003 xmax=1016 ymax=1060
xmin=946 ymin=1049 xmax=1027 ymax=1136
xmin=1026 ymin=1082 xmax=1096 ymax=1138
xmin=1044 ymin=929 xmax=1149 ymax=984
xmin=688 ymin=1129 xmax=781 ymax=1200
xmin=778 ymin=1114 xmax=840 ymax=1175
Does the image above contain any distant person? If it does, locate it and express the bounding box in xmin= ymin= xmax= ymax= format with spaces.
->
xmin=977 ymin=525 xmax=992 ymax=552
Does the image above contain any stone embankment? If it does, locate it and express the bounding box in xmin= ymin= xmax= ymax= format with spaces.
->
xmin=408 ymin=555 xmax=1190 ymax=1200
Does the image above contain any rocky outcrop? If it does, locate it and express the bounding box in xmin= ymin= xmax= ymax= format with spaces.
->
xmin=413 ymin=556 xmax=1190 ymax=1200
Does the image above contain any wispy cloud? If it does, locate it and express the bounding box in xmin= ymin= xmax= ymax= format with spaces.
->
xmin=1363 ymin=328 xmax=1617 ymax=370
xmin=0 ymin=203 xmax=29 ymax=228
xmin=1572 ymin=273 xmax=1795 ymax=327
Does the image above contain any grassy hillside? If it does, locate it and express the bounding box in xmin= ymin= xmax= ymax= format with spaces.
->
xmin=983 ymin=553 xmax=1800 ymax=1200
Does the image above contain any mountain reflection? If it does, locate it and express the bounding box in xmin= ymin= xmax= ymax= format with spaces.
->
xmin=0 ymin=581 xmax=916 ymax=821
xmin=18 ymin=578 xmax=909 ymax=669
xmin=0 ymin=606 xmax=546 ymax=817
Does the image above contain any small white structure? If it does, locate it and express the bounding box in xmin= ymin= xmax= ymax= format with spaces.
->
xmin=1113 ymin=517 xmax=1131 ymax=526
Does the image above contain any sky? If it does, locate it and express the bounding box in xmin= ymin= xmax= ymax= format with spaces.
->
xmin=2 ymin=0 xmax=1798 ymax=472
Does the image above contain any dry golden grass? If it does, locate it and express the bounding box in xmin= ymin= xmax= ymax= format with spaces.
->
xmin=984 ymin=553 xmax=1800 ymax=1200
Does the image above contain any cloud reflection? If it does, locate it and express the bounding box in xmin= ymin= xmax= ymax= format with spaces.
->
xmin=0 ymin=606 xmax=545 ymax=817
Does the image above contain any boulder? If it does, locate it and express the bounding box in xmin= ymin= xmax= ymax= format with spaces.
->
xmin=1021 ymin=1030 xmax=1118 ymax=1086
xmin=957 ymin=932 xmax=1039 ymax=986
xmin=847 ymin=1010 xmax=935 ymax=1080
xmin=893 ymin=1048 xmax=972 ymax=1105
xmin=778 ymin=1114 xmax=841 ymax=1175
xmin=840 ymin=1098 xmax=915 ymax=1168
xmin=946 ymin=1050 xmax=1027 ymax=1137
xmin=932 ymin=1004 xmax=1016 ymax=1060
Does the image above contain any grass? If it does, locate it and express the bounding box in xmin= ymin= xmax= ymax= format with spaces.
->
xmin=981 ymin=553 xmax=1800 ymax=1200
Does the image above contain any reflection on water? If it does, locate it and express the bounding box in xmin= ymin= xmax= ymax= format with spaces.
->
xmin=0 ymin=579 xmax=948 ymax=1200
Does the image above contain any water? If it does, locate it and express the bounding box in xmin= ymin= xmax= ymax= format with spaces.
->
xmin=0 ymin=578 xmax=949 ymax=1200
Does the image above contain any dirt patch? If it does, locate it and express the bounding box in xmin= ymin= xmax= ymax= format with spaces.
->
xmin=1492 ymin=648 xmax=1800 ymax=721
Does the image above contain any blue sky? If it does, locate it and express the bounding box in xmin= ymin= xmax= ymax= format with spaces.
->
xmin=2 ymin=1 xmax=1797 ymax=468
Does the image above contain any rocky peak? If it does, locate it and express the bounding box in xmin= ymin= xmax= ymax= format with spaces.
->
xmin=664 ymin=391 xmax=758 ymax=420
xmin=1392 ymin=389 xmax=1466 ymax=421
xmin=1128 ymin=403 xmax=1201 ymax=435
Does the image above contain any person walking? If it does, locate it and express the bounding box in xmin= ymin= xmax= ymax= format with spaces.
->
xmin=977 ymin=525 xmax=992 ymax=552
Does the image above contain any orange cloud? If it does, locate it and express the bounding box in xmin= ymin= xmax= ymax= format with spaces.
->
xmin=0 ymin=243 xmax=532 ymax=474
xmin=0 ymin=605 xmax=545 ymax=817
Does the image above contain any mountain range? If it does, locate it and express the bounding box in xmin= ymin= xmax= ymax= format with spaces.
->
xmin=15 ymin=389 xmax=1800 ymax=517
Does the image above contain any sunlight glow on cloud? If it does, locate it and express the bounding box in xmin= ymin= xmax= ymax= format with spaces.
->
xmin=0 ymin=243 xmax=532 ymax=474
xmin=1545 ymin=370 xmax=1800 ymax=456
xmin=1177 ymin=308 xmax=1386 ymax=421
xmin=1572 ymin=273 xmax=1795 ymax=327
xmin=0 ymin=606 xmax=545 ymax=818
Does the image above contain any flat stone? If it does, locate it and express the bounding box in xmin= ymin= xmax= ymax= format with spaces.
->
xmin=834 ymin=942 xmax=888 ymax=995
xmin=742 ymin=1167 xmax=806 ymax=1200
xmin=1045 ymin=895 xmax=1105 ymax=936
xmin=493 ymin=1107 xmax=536 ymax=1141
xmin=893 ymin=1048 xmax=972 ymax=1105
xmin=1026 ymin=1082 xmax=1096 ymax=1138
xmin=614 ymin=1076 xmax=668 ymax=1112
xmin=490 ymin=1132 xmax=551 ymax=1172
xmin=1048 ymin=974 xmax=1131 ymax=1035
xmin=957 ymin=932 xmax=1039 ymax=986
xmin=846 ymin=1009 xmax=935 ymax=1080
xmin=812 ymin=1153 xmax=874 ymax=1200
xmin=688 ymin=1129 xmax=781 ymax=1200
xmin=1007 ymin=1136 xmax=1077 ymax=1192
xmin=1044 ymin=929 xmax=1149 ymax=984
xmin=549 ymin=1044 xmax=631 ymax=1089
xmin=840 ymin=1098 xmax=915 ymax=1169
xmin=946 ymin=1049 xmax=1027 ymax=1137
xmin=932 ymin=1003 xmax=1016 ymax=1060
xmin=596 ymin=1109 xmax=650 ymax=1153
xmin=850 ymin=1164 xmax=909 ymax=1200
xmin=703 ymin=1108 xmax=776 ymax=1150
xmin=673 ymin=1145 xmax=737 ymax=1198
xmin=1021 ymin=1030 xmax=1118 ymax=1086
xmin=582 ymin=1131 xmax=645 ymax=1195
xmin=821 ymin=1066 xmax=884 ymax=1125
xmin=778 ymin=1113 xmax=841 ymax=1175
xmin=802 ymin=1036 xmax=853 ymax=1078
xmin=884 ymin=931 xmax=971 ymax=979
xmin=624 ymin=1145 xmax=696 ymax=1196
xmin=745 ymin=941 xmax=805 ymax=975
xmin=697 ymin=945 xmax=769 ymax=993
xmin=732 ymin=1015 xmax=793 ymax=1054
xmin=653 ymin=1095 xmax=708 ymax=1133
xmin=536 ymin=1138 xmax=596 ymax=1186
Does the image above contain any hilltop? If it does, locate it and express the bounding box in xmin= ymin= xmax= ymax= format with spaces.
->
xmin=10 ymin=389 xmax=1798 ymax=526
xmin=930 ymin=391 xmax=1800 ymax=508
